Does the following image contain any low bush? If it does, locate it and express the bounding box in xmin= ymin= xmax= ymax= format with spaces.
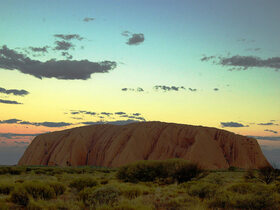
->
xmin=120 ymin=185 xmax=143 ymax=199
xmin=48 ymin=181 xmax=66 ymax=196
xmin=69 ymin=177 xmax=98 ymax=191
xmin=23 ymin=181 xmax=56 ymax=200
xmin=117 ymin=159 xmax=203 ymax=183
xmin=187 ymin=182 xmax=218 ymax=199
xmin=0 ymin=183 xmax=14 ymax=195
xmin=258 ymin=166 xmax=278 ymax=184
xmin=82 ymin=185 xmax=120 ymax=207
xmin=10 ymin=187 xmax=30 ymax=206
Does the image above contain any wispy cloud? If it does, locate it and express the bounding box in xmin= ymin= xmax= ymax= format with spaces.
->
xmin=153 ymin=85 xmax=185 ymax=91
xmin=83 ymin=17 xmax=95 ymax=22
xmin=264 ymin=129 xmax=278 ymax=134
xmin=54 ymin=34 xmax=84 ymax=41
xmin=121 ymin=87 xmax=144 ymax=92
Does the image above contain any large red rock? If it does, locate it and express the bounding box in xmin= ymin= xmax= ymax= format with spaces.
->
xmin=18 ymin=121 xmax=271 ymax=169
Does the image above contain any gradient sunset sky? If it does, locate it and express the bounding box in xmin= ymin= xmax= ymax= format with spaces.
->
xmin=0 ymin=0 xmax=280 ymax=165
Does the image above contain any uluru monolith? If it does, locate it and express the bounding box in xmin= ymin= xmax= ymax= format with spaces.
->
xmin=18 ymin=121 xmax=270 ymax=169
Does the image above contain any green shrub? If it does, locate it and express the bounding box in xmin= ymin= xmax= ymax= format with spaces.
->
xmin=228 ymin=166 xmax=238 ymax=171
xmin=10 ymin=187 xmax=30 ymax=206
xmin=258 ymin=166 xmax=278 ymax=184
xmin=228 ymin=182 xmax=255 ymax=194
xmin=232 ymin=190 xmax=277 ymax=209
xmin=23 ymin=181 xmax=55 ymax=200
xmin=208 ymin=192 xmax=233 ymax=209
xmin=84 ymin=185 xmax=120 ymax=207
xmin=121 ymin=186 xmax=143 ymax=199
xmin=171 ymin=161 xmax=203 ymax=183
xmin=0 ymin=183 xmax=14 ymax=195
xmin=187 ymin=182 xmax=218 ymax=199
xmin=117 ymin=159 xmax=202 ymax=183
xmin=69 ymin=177 xmax=98 ymax=191
xmin=48 ymin=182 xmax=66 ymax=196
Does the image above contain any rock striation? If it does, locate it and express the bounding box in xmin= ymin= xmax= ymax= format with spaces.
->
xmin=18 ymin=121 xmax=270 ymax=169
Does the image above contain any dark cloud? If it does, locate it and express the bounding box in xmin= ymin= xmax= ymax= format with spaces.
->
xmin=133 ymin=113 xmax=141 ymax=116
xmin=0 ymin=133 xmax=38 ymax=138
xmin=121 ymin=87 xmax=144 ymax=92
xmin=213 ymin=88 xmax=219 ymax=91
xmin=189 ymin=88 xmax=197 ymax=92
xmin=100 ymin=112 xmax=113 ymax=116
xmin=258 ymin=122 xmax=279 ymax=126
xmin=0 ymin=118 xmax=72 ymax=127
xmin=83 ymin=17 xmax=95 ymax=22
xmin=0 ymin=87 xmax=29 ymax=96
xmin=264 ymin=129 xmax=278 ymax=134
xmin=202 ymin=54 xmax=280 ymax=71
xmin=54 ymin=41 xmax=74 ymax=51
xmin=154 ymin=85 xmax=185 ymax=91
xmin=19 ymin=121 xmax=72 ymax=127
xmin=220 ymin=122 xmax=248 ymax=128
xmin=0 ymin=99 xmax=22 ymax=104
xmin=0 ymin=45 xmax=117 ymax=80
xmin=200 ymin=55 xmax=216 ymax=62
xmin=54 ymin=34 xmax=84 ymax=41
xmin=126 ymin=33 xmax=145 ymax=45
xmin=61 ymin=52 xmax=73 ymax=60
xmin=82 ymin=119 xmax=143 ymax=126
xmin=0 ymin=119 xmax=21 ymax=124
xmin=115 ymin=112 xmax=126 ymax=115
xmin=29 ymin=46 xmax=49 ymax=53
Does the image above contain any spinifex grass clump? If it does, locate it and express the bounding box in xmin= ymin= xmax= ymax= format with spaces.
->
xmin=117 ymin=159 xmax=203 ymax=183
xmin=23 ymin=181 xmax=56 ymax=200
xmin=0 ymin=183 xmax=15 ymax=195
xmin=69 ymin=177 xmax=99 ymax=191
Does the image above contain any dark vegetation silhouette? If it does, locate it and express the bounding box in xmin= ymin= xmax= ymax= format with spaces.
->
xmin=0 ymin=159 xmax=280 ymax=209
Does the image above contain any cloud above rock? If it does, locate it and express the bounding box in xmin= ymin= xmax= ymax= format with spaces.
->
xmin=220 ymin=122 xmax=248 ymax=127
xmin=0 ymin=45 xmax=117 ymax=80
xmin=0 ymin=118 xmax=72 ymax=127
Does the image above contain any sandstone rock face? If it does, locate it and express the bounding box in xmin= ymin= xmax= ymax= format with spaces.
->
xmin=18 ymin=121 xmax=270 ymax=169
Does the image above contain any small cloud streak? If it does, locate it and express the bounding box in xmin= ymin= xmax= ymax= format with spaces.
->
xmin=0 ymin=87 xmax=29 ymax=96
xmin=83 ymin=17 xmax=95 ymax=22
xmin=264 ymin=129 xmax=278 ymax=134
xmin=201 ymin=54 xmax=280 ymax=71
xmin=0 ymin=99 xmax=22 ymax=104
xmin=153 ymin=85 xmax=185 ymax=92
xmin=54 ymin=34 xmax=84 ymax=41
xmin=220 ymin=122 xmax=248 ymax=128
xmin=0 ymin=118 xmax=72 ymax=128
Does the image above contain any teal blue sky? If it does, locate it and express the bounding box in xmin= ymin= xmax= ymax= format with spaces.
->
xmin=0 ymin=0 xmax=280 ymax=165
